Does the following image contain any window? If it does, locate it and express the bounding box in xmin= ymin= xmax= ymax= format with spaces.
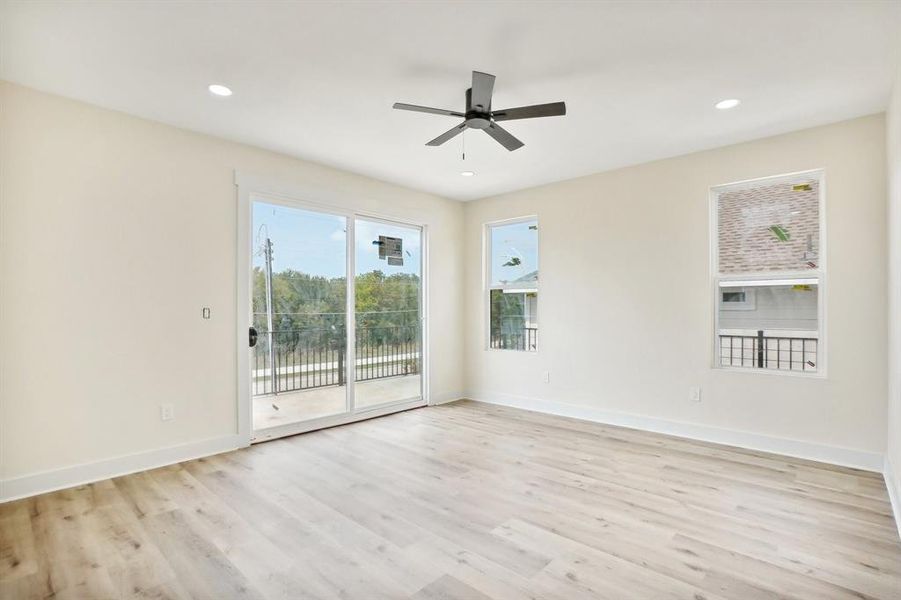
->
xmin=487 ymin=218 xmax=538 ymax=351
xmin=721 ymin=288 xmax=756 ymax=310
xmin=712 ymin=171 xmax=824 ymax=373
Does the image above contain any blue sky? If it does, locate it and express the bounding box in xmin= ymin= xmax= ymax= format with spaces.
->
xmin=490 ymin=220 xmax=539 ymax=285
xmin=252 ymin=202 xmax=421 ymax=278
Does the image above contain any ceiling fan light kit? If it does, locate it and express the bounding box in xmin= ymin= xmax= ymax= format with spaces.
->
xmin=393 ymin=71 xmax=566 ymax=151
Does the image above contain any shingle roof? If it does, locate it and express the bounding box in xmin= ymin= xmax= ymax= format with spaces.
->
xmin=718 ymin=180 xmax=819 ymax=274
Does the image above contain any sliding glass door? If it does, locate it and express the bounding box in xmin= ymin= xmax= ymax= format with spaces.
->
xmin=354 ymin=218 xmax=423 ymax=408
xmin=248 ymin=199 xmax=424 ymax=440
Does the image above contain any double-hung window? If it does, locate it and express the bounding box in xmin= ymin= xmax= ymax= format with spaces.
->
xmin=712 ymin=171 xmax=825 ymax=374
xmin=487 ymin=218 xmax=538 ymax=352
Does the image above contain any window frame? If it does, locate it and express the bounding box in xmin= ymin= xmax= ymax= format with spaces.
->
xmin=484 ymin=215 xmax=540 ymax=353
xmin=709 ymin=169 xmax=827 ymax=377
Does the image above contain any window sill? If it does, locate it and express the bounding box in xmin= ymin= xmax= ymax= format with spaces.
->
xmin=713 ymin=365 xmax=826 ymax=379
xmin=484 ymin=347 xmax=539 ymax=354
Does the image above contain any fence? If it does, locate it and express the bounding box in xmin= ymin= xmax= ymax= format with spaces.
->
xmin=719 ymin=330 xmax=817 ymax=372
xmin=252 ymin=324 xmax=421 ymax=396
xmin=489 ymin=327 xmax=538 ymax=351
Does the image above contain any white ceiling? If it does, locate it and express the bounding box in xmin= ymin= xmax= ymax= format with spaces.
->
xmin=2 ymin=1 xmax=899 ymax=201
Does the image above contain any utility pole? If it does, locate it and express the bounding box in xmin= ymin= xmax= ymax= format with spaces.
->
xmin=263 ymin=237 xmax=277 ymax=395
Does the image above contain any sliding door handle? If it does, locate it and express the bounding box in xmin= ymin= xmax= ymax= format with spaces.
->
xmin=249 ymin=326 xmax=258 ymax=348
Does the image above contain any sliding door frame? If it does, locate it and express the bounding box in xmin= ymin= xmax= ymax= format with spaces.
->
xmin=235 ymin=173 xmax=429 ymax=445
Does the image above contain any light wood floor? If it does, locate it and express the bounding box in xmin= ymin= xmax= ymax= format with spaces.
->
xmin=253 ymin=375 xmax=421 ymax=430
xmin=1 ymin=400 xmax=899 ymax=599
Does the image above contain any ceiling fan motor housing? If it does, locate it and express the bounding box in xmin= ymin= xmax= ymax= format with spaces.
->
xmin=465 ymin=88 xmax=491 ymax=129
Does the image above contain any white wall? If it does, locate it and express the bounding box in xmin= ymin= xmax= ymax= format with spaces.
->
xmin=0 ymin=82 xmax=465 ymax=489
xmin=0 ymin=79 xmax=892 ymax=500
xmin=887 ymin=65 xmax=901 ymax=515
xmin=463 ymin=114 xmax=887 ymax=467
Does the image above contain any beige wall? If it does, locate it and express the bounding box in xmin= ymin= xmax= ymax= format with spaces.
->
xmin=0 ymin=79 xmax=891 ymax=492
xmin=887 ymin=67 xmax=901 ymax=499
xmin=463 ymin=114 xmax=887 ymax=458
xmin=0 ymin=82 xmax=465 ymax=482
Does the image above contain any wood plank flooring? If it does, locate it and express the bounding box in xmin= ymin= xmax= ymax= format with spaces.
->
xmin=1 ymin=400 xmax=899 ymax=599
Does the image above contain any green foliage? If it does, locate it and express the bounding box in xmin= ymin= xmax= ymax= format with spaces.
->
xmin=252 ymin=267 xmax=421 ymax=349
xmin=489 ymin=289 xmax=525 ymax=335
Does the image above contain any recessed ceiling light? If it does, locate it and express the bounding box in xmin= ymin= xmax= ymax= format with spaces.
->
xmin=461 ymin=171 xmax=475 ymax=177
xmin=208 ymin=84 xmax=233 ymax=97
xmin=715 ymin=98 xmax=740 ymax=110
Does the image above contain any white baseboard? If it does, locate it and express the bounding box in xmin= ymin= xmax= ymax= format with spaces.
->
xmin=466 ymin=390 xmax=884 ymax=473
xmin=0 ymin=434 xmax=246 ymax=503
xmin=429 ymin=391 xmax=464 ymax=406
xmin=885 ymin=457 xmax=901 ymax=540
xmin=0 ymin=394 xmax=462 ymax=503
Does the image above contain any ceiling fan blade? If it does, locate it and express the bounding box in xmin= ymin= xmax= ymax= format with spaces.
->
xmin=393 ymin=103 xmax=464 ymax=117
xmin=470 ymin=71 xmax=495 ymax=111
xmin=492 ymin=102 xmax=566 ymax=122
xmin=484 ymin=122 xmax=524 ymax=151
xmin=426 ymin=122 xmax=468 ymax=146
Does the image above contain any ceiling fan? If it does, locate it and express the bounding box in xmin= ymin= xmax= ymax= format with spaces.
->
xmin=393 ymin=71 xmax=566 ymax=151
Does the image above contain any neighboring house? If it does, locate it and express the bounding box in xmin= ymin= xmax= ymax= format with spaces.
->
xmin=719 ymin=284 xmax=817 ymax=332
xmin=506 ymin=270 xmax=538 ymax=330
xmin=495 ymin=270 xmax=538 ymax=329
xmin=491 ymin=269 xmax=539 ymax=350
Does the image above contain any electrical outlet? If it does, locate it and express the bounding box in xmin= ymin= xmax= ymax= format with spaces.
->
xmin=160 ymin=403 xmax=174 ymax=421
xmin=689 ymin=386 xmax=701 ymax=403
xmin=202 ymin=307 xmax=211 ymax=319
xmin=542 ymin=371 xmax=550 ymax=383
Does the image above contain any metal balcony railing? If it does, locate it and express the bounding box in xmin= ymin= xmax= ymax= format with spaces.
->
xmin=719 ymin=330 xmax=818 ymax=372
xmin=490 ymin=327 xmax=538 ymax=351
xmin=252 ymin=324 xmax=421 ymax=396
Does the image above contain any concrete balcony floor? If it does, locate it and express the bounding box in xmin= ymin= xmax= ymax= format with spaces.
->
xmin=252 ymin=374 xmax=421 ymax=431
